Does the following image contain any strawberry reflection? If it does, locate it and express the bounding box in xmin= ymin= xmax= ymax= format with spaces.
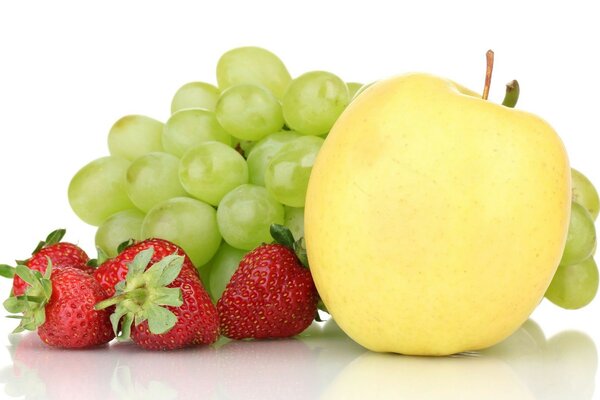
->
xmin=0 ymin=333 xmax=115 ymax=400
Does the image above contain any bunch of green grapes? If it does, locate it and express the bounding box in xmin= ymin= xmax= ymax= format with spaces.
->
xmin=67 ymin=46 xmax=364 ymax=301
xmin=545 ymin=168 xmax=599 ymax=309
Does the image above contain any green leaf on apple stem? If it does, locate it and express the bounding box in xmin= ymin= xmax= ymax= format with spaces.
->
xmin=502 ymin=80 xmax=520 ymax=108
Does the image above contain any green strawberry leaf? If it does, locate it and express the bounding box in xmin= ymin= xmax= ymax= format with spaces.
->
xmin=126 ymin=247 xmax=153 ymax=282
xmin=44 ymin=229 xmax=66 ymax=247
xmin=151 ymin=287 xmax=183 ymax=307
xmin=117 ymin=239 xmax=135 ymax=254
xmin=15 ymin=265 xmax=37 ymax=286
xmin=33 ymin=308 xmax=46 ymax=327
xmin=114 ymin=280 xmax=126 ymax=295
xmin=0 ymin=264 xmax=15 ymax=279
xmin=120 ymin=313 xmax=134 ymax=342
xmin=134 ymin=312 xmax=148 ymax=327
xmin=147 ymin=305 xmax=177 ymax=335
xmin=31 ymin=241 xmax=46 ymax=256
xmin=3 ymin=296 xmax=28 ymax=313
xmin=144 ymin=254 xmax=184 ymax=287
xmin=270 ymin=224 xmax=295 ymax=248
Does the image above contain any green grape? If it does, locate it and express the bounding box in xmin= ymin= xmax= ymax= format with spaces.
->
xmin=141 ymin=197 xmax=221 ymax=267
xmin=347 ymin=82 xmax=363 ymax=98
xmin=179 ymin=142 xmax=248 ymax=206
xmin=264 ymin=136 xmax=324 ymax=207
xmin=108 ymin=115 xmax=164 ymax=161
xmin=216 ymin=46 xmax=292 ymax=99
xmin=238 ymin=140 xmax=256 ymax=156
xmin=162 ymin=108 xmax=232 ymax=157
xmin=284 ymin=206 xmax=305 ymax=240
xmin=572 ymin=168 xmax=599 ymax=220
xmin=217 ymin=184 xmax=285 ymax=250
xmin=545 ymin=257 xmax=599 ymax=309
xmin=206 ymin=242 xmax=247 ymax=301
xmin=215 ymin=84 xmax=284 ymax=141
xmin=68 ymin=156 xmax=134 ymax=226
xmin=247 ymin=131 xmax=300 ymax=186
xmin=95 ymin=209 xmax=145 ymax=257
xmin=352 ymin=81 xmax=375 ymax=100
xmin=171 ymin=81 xmax=220 ymax=114
xmin=282 ymin=71 xmax=349 ymax=136
xmin=560 ymin=202 xmax=597 ymax=266
xmin=125 ymin=152 xmax=187 ymax=212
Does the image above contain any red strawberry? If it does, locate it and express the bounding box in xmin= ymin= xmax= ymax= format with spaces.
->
xmin=3 ymin=263 xmax=114 ymax=348
xmin=217 ymin=225 xmax=319 ymax=339
xmin=0 ymin=229 xmax=92 ymax=296
xmin=95 ymin=246 xmax=219 ymax=350
xmin=93 ymin=238 xmax=198 ymax=297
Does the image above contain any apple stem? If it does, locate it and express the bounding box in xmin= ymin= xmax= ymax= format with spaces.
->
xmin=502 ymin=80 xmax=520 ymax=108
xmin=482 ymin=50 xmax=494 ymax=100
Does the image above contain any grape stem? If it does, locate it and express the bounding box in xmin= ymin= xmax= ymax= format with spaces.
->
xmin=482 ymin=50 xmax=494 ymax=100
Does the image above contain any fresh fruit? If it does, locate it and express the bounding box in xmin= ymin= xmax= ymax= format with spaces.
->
xmin=571 ymin=168 xmax=599 ymax=220
xmin=141 ymin=197 xmax=221 ymax=267
xmin=282 ymin=71 xmax=349 ymax=136
xmin=246 ymin=131 xmax=300 ymax=186
xmin=3 ymin=263 xmax=114 ymax=348
xmin=216 ymin=184 xmax=284 ymax=250
xmin=305 ymin=73 xmax=571 ymax=355
xmin=171 ymin=81 xmax=220 ymax=113
xmin=264 ymin=136 xmax=324 ymax=207
xmin=347 ymin=82 xmax=363 ymax=98
xmin=217 ymin=225 xmax=318 ymax=339
xmin=205 ymin=242 xmax=247 ymax=302
xmin=107 ymin=115 xmax=164 ymax=161
xmin=125 ymin=152 xmax=187 ymax=212
xmin=216 ymin=46 xmax=292 ymax=99
xmin=95 ymin=247 xmax=219 ymax=350
xmin=215 ymin=84 xmax=285 ymax=141
xmin=178 ymin=141 xmax=248 ymax=206
xmin=162 ymin=108 xmax=232 ymax=157
xmin=0 ymin=229 xmax=92 ymax=296
xmin=560 ymin=202 xmax=596 ymax=266
xmin=68 ymin=156 xmax=134 ymax=226
xmin=284 ymin=206 xmax=305 ymax=240
xmin=546 ymin=257 xmax=599 ymax=309
xmin=95 ymin=209 xmax=145 ymax=258
xmin=93 ymin=238 xmax=198 ymax=297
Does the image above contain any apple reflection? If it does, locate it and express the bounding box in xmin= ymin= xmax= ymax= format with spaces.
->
xmin=322 ymin=319 xmax=597 ymax=399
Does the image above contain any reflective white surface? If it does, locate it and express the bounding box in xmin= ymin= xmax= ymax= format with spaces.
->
xmin=0 ymin=315 xmax=596 ymax=400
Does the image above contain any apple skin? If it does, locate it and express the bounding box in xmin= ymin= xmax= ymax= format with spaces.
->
xmin=304 ymin=73 xmax=571 ymax=356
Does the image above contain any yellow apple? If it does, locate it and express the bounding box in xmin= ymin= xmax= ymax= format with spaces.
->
xmin=304 ymin=73 xmax=571 ymax=355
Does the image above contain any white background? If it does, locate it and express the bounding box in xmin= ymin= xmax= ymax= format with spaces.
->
xmin=0 ymin=1 xmax=599 ymax=399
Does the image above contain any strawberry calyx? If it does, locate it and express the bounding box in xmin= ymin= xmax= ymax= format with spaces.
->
xmin=0 ymin=229 xmax=67 ymax=278
xmin=94 ymin=247 xmax=184 ymax=341
xmin=30 ymin=229 xmax=66 ymax=257
xmin=0 ymin=264 xmax=16 ymax=279
xmin=3 ymin=260 xmax=53 ymax=333
xmin=269 ymin=224 xmax=309 ymax=268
